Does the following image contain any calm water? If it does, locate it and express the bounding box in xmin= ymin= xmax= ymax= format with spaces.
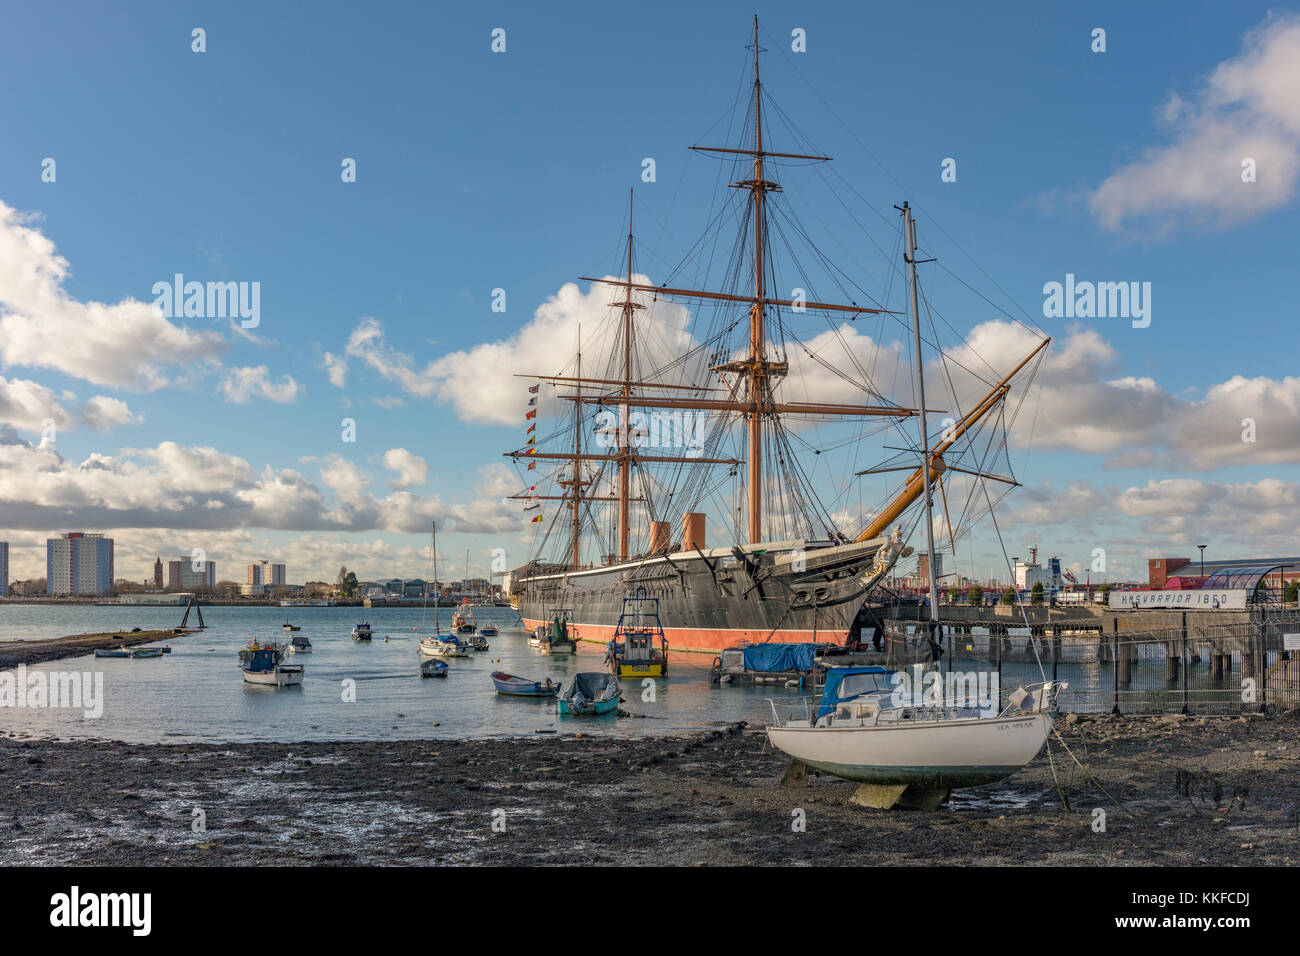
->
xmin=0 ymin=604 xmax=800 ymax=743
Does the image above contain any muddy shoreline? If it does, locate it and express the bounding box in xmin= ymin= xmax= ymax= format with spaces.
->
xmin=0 ymin=630 xmax=193 ymax=670
xmin=3 ymin=712 xmax=1298 ymax=866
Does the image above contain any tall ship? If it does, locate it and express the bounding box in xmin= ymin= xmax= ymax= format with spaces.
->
xmin=502 ymin=19 xmax=1047 ymax=654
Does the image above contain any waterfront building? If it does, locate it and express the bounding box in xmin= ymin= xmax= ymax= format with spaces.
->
xmin=248 ymin=560 xmax=287 ymax=589
xmin=46 ymin=532 xmax=114 ymax=596
xmin=167 ymin=557 xmax=216 ymax=590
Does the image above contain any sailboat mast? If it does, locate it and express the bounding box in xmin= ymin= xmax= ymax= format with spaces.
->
xmin=746 ymin=13 xmax=768 ymax=544
xmin=902 ymin=202 xmax=940 ymax=620
xmin=618 ymin=191 xmax=633 ymax=560
xmin=432 ymin=521 xmax=439 ymax=633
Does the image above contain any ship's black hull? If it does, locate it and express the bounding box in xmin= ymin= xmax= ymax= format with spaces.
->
xmin=513 ymin=537 xmax=901 ymax=654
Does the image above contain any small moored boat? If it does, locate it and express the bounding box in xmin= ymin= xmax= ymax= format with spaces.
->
xmin=352 ymin=623 xmax=373 ymax=642
xmin=94 ymin=648 xmax=130 ymax=658
xmin=605 ymin=587 xmax=668 ymax=678
xmin=421 ymin=658 xmax=448 ymax=678
xmin=491 ymin=671 xmax=560 ymax=697
xmin=239 ymin=640 xmax=305 ymax=687
xmin=479 ymin=623 xmax=499 ymax=638
xmin=452 ymin=600 xmax=477 ymax=635
xmin=557 ymin=672 xmax=621 ymax=716
xmin=532 ymin=614 xmax=577 ymax=655
xmin=418 ymin=634 xmax=470 ymax=657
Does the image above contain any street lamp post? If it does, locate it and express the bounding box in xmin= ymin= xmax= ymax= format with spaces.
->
xmin=1197 ymin=544 xmax=1207 ymax=582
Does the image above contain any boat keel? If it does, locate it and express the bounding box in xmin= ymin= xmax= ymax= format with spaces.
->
xmin=849 ymin=782 xmax=950 ymax=811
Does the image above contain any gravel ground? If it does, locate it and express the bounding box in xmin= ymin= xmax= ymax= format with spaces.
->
xmin=2 ymin=710 xmax=1297 ymax=865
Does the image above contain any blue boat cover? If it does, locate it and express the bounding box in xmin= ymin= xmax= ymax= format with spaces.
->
xmin=742 ymin=643 xmax=820 ymax=673
xmin=817 ymin=666 xmax=894 ymax=719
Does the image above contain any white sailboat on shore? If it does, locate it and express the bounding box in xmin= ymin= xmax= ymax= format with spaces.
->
xmin=765 ymin=203 xmax=1065 ymax=810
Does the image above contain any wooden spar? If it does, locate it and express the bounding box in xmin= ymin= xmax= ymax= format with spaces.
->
xmin=525 ymin=374 xmax=716 ymax=392
xmin=506 ymin=451 xmax=741 ymax=465
xmin=569 ymin=326 xmax=587 ymax=568
xmin=747 ymin=12 xmax=767 ymax=545
xmin=579 ymin=277 xmax=896 ymax=316
xmin=690 ymin=146 xmax=832 ymax=162
xmin=556 ymin=394 xmax=922 ymax=417
xmin=510 ymin=494 xmax=643 ymax=502
xmin=856 ymin=335 xmax=1051 ymax=542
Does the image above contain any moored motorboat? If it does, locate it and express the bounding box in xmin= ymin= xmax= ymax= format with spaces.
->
xmin=557 ymin=672 xmax=621 ymax=716
xmin=94 ymin=648 xmax=130 ymax=658
xmin=352 ymin=622 xmax=373 ymax=641
xmin=532 ymin=615 xmax=576 ymax=655
xmin=479 ymin=623 xmax=499 ymax=638
xmin=239 ymin=639 xmax=305 ymax=687
xmin=421 ymin=658 xmax=448 ymax=678
xmin=605 ymin=587 xmax=668 ymax=678
xmin=491 ymin=671 xmax=560 ymax=697
xmin=452 ymin=599 xmax=477 ymax=635
xmin=129 ymin=647 xmax=165 ymax=659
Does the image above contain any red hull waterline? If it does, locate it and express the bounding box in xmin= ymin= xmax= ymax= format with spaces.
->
xmin=521 ymin=619 xmax=845 ymax=656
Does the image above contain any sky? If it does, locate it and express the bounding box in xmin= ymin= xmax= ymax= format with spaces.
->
xmin=2 ymin=0 xmax=1300 ymax=587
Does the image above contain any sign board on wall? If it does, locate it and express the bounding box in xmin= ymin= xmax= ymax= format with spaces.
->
xmin=1108 ymin=589 xmax=1250 ymax=610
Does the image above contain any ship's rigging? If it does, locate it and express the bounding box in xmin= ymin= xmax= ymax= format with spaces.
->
xmin=507 ymin=16 xmax=1050 ymax=578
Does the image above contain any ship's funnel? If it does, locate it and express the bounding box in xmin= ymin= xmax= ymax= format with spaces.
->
xmin=683 ymin=513 xmax=706 ymax=551
xmin=649 ymin=521 xmax=671 ymax=555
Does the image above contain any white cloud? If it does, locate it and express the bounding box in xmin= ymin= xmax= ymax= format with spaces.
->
xmin=1090 ymin=15 xmax=1300 ymax=234
xmin=0 ymin=375 xmax=71 ymax=431
xmin=929 ymin=321 xmax=1300 ymax=471
xmin=383 ymin=447 xmax=429 ymax=489
xmin=327 ymin=278 xmax=696 ymax=426
xmin=219 ymin=365 xmax=302 ymax=403
xmin=0 ymin=200 xmax=225 ymax=389
xmin=80 ymin=396 xmax=142 ymax=431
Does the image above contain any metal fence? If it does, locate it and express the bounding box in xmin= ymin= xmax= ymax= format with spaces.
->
xmin=879 ymin=611 xmax=1300 ymax=714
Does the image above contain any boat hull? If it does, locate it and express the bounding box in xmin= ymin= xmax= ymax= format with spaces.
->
xmin=612 ymin=661 xmax=666 ymax=679
xmin=242 ymin=667 xmax=304 ymax=687
xmin=557 ymin=696 xmax=619 ymax=716
xmin=766 ymin=713 xmax=1052 ymax=790
xmin=514 ymin=536 xmax=897 ymax=655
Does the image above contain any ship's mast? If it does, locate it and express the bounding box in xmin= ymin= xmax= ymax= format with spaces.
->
xmin=901 ymin=202 xmax=940 ymax=621
xmin=509 ymin=18 xmax=1045 ymax=560
xmin=566 ymin=327 xmax=587 ymax=567
xmin=745 ymin=14 xmax=769 ymax=544
xmin=606 ymin=191 xmax=642 ymax=560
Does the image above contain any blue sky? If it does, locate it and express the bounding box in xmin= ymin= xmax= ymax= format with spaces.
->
xmin=2 ymin=0 xmax=1299 ymax=585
